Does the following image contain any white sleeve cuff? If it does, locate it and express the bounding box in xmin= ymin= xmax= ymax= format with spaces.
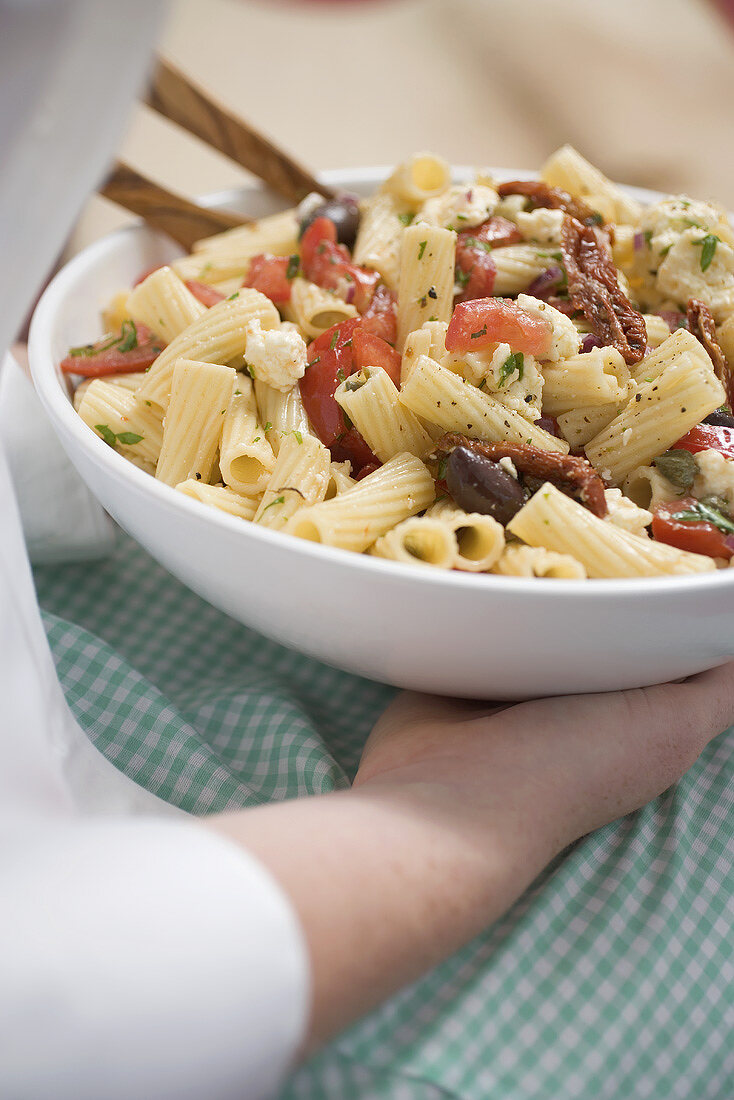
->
xmin=0 ymin=818 xmax=310 ymax=1100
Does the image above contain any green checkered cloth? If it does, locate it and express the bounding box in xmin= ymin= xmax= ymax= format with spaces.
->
xmin=34 ymin=533 xmax=733 ymax=1100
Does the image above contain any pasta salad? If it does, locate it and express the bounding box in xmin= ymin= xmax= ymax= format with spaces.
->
xmin=62 ymin=147 xmax=734 ymax=579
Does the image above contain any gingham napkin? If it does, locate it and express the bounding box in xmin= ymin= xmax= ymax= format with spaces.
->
xmin=34 ymin=524 xmax=734 ymax=1100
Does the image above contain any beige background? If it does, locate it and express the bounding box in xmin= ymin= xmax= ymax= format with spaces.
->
xmin=70 ymin=0 xmax=734 ymax=252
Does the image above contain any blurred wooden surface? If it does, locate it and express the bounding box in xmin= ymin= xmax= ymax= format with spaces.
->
xmin=68 ymin=0 xmax=734 ymax=255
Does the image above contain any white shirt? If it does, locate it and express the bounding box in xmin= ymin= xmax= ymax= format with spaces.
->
xmin=0 ymin=424 xmax=310 ymax=1099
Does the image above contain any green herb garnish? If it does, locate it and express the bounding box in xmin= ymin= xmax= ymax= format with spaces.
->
xmin=470 ymin=324 xmax=487 ymax=340
xmin=286 ymin=254 xmax=300 ymax=280
xmin=498 ymin=351 xmax=524 ymax=386
xmin=398 ymin=212 xmax=415 ymax=227
xmin=697 ymin=234 xmax=719 ymax=272
xmin=227 ymin=291 xmax=240 ymax=300
xmin=330 ymin=330 xmax=340 ymax=350
xmin=95 ymin=425 xmax=143 ymax=448
xmin=672 ymin=499 xmax=734 ymax=535
xmin=261 ymin=494 xmax=285 ymax=514
xmin=417 ymin=240 xmax=427 ymax=260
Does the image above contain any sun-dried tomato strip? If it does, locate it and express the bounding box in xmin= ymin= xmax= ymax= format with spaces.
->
xmin=497 ymin=180 xmax=604 ymax=227
xmin=687 ymin=297 xmax=734 ymax=408
xmin=436 ymin=432 xmax=608 ymax=517
xmin=560 ymin=215 xmax=647 ymax=365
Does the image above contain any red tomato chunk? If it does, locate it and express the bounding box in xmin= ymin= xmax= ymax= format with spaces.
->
xmin=445 ymin=298 xmax=553 ymax=357
xmin=243 ymin=254 xmax=294 ymax=304
xmin=184 ymin=280 xmax=225 ymax=307
xmin=652 ymin=497 xmax=734 ymax=559
xmin=673 ymin=423 xmax=734 ymax=461
xmin=299 ymin=318 xmax=380 ymax=473
xmin=300 ymin=217 xmax=379 ymax=312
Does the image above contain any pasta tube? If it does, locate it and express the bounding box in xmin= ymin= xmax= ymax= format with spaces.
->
xmin=254 ymin=433 xmax=331 ymax=531
xmin=399 ymin=355 xmax=569 ymax=453
xmin=507 ymin=482 xmax=714 ymax=577
xmin=541 ymin=347 xmax=631 ymax=417
xmin=352 ymin=190 xmax=407 ymax=291
xmin=384 ymin=153 xmax=451 ymax=205
xmin=175 ymin=481 xmax=259 ymax=520
xmin=283 ymin=277 xmax=357 ymax=338
xmin=585 ymin=349 xmax=725 ymax=484
xmin=126 ymin=266 xmax=206 ymax=343
xmin=397 ymin=225 xmax=456 ymax=350
xmin=287 ymin=452 xmax=434 ymax=552
xmin=254 ymin=379 xmax=310 ymax=456
xmin=493 ymin=544 xmax=587 ymax=579
xmin=219 ymin=375 xmax=276 ymax=495
xmin=76 ymin=379 xmax=164 ymax=467
xmin=370 ymin=516 xmax=456 ymax=568
xmin=155 ymin=359 xmax=236 ymax=487
xmin=137 ymin=290 xmax=279 ymax=411
xmin=335 ymin=366 xmax=433 ymax=462
xmin=428 ymin=499 xmax=505 ymax=572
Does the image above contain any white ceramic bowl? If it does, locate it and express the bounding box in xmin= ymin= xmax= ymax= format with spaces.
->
xmin=28 ymin=169 xmax=734 ymax=699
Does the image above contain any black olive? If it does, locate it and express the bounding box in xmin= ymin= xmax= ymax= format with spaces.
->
xmin=704 ymin=410 xmax=734 ymax=428
xmin=446 ymin=447 xmax=526 ymax=525
xmin=299 ymin=195 xmax=361 ymax=249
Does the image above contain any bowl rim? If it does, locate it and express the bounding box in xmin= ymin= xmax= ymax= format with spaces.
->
xmin=27 ymin=165 xmax=734 ymax=598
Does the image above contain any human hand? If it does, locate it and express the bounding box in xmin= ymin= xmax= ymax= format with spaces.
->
xmin=355 ymin=663 xmax=734 ymax=855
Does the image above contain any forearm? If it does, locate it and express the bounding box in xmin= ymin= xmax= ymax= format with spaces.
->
xmin=204 ymin=777 xmax=564 ymax=1052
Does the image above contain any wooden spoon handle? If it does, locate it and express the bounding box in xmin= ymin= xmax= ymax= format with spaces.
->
xmin=99 ymin=161 xmax=247 ymax=250
xmin=146 ymin=58 xmax=333 ymax=204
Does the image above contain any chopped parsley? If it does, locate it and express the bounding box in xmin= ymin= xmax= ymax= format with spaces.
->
xmin=336 ymin=367 xmax=346 ymax=383
xmin=643 ymin=230 xmax=653 ymax=247
xmin=464 ymin=237 xmax=493 ymax=253
xmin=264 ymin=422 xmax=273 ymax=432
xmin=345 ymin=376 xmax=366 ymax=392
xmin=70 ymin=319 xmax=138 ymax=358
xmin=116 ymin=319 xmax=139 ymax=352
xmin=261 ymin=494 xmax=285 ymax=513
xmin=417 ymin=240 xmax=427 ymax=260
xmin=436 ymin=455 xmax=449 ymax=480
xmin=470 ymin=324 xmax=487 ymax=340
xmin=291 ymin=430 xmax=303 ymax=444
xmin=498 ymin=351 xmax=524 ymax=387
xmin=586 ymin=212 xmax=604 ymax=226
xmin=286 ymin=254 xmax=300 ymax=280
xmin=95 ymin=424 xmax=143 ymax=448
xmin=672 ymin=499 xmax=734 ymax=535
xmin=653 ymin=449 xmax=698 ymax=491
xmin=455 ymin=267 xmax=472 ymax=289
xmin=227 ymin=291 xmax=240 ymax=300
xmin=330 ymin=329 xmax=340 ymax=350
xmin=398 ymin=212 xmax=415 ymax=227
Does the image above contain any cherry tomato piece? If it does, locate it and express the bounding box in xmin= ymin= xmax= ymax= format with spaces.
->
xmin=184 ymin=280 xmax=225 ymax=307
xmin=360 ymin=284 xmax=397 ymax=345
xmin=455 ymin=217 xmax=522 ymax=304
xmin=445 ymin=298 xmax=554 ymax=357
xmin=673 ymin=423 xmax=734 ymax=461
xmin=300 ymin=217 xmax=379 ymax=312
xmin=243 ymin=254 xmax=293 ymax=304
xmin=60 ymin=324 xmax=163 ymax=377
xmin=652 ymin=497 xmax=734 ymax=559
xmin=351 ymin=327 xmax=401 ymax=387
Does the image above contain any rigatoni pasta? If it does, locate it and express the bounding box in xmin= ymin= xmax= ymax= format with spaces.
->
xmin=62 ymin=149 xmax=734 ymax=578
xmin=155 ymin=359 xmax=236 ymax=487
